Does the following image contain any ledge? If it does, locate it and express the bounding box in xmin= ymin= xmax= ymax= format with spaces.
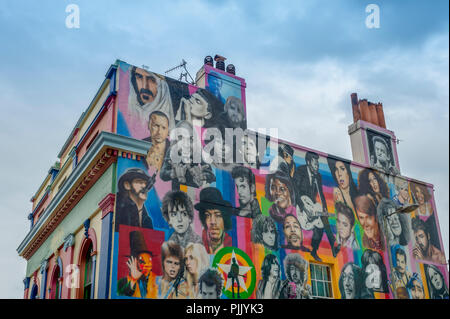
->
xmin=17 ymin=132 xmax=150 ymax=258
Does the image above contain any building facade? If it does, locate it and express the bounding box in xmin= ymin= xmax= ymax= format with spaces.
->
xmin=18 ymin=58 xmax=449 ymax=300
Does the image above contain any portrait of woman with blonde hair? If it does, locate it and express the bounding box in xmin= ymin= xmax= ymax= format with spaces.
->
xmin=184 ymin=243 xmax=210 ymax=298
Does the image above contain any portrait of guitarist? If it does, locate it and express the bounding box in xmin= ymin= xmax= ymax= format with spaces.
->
xmin=293 ymin=151 xmax=340 ymax=261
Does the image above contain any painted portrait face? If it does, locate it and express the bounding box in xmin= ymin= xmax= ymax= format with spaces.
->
xmin=226 ymin=98 xmax=244 ymax=126
xmin=415 ymin=229 xmax=429 ymax=255
xmin=138 ymin=252 xmax=153 ymax=277
xmin=356 ymin=210 xmax=379 ymax=240
xmin=368 ymin=172 xmax=380 ymax=193
xmin=187 ymin=93 xmax=209 ymax=118
xmin=270 ymin=178 xmax=291 ymax=209
xmin=176 ymin=129 xmax=193 ymax=161
xmin=396 ymin=287 xmax=409 ymax=299
xmin=410 ymin=279 xmax=425 ymax=299
xmin=374 ymin=140 xmax=389 ymax=164
xmin=149 ymin=113 xmax=169 ymax=144
xmin=335 ymin=161 xmax=350 ymax=190
xmin=308 ymin=157 xmax=319 ymax=175
xmin=289 ymin=265 xmax=302 ymax=284
xmin=396 ymin=253 xmax=406 ymax=274
xmin=208 ymin=75 xmax=222 ymax=97
xmin=428 ymin=267 xmax=443 ymax=291
xmin=262 ymin=223 xmax=276 ymax=248
xmin=365 ymin=263 xmax=382 ymax=290
xmin=270 ymin=263 xmax=279 ymax=279
xmin=342 ymin=266 xmax=355 ymax=299
xmin=201 ymin=283 xmax=218 ymax=299
xmin=185 ymin=249 xmax=197 ymax=275
xmin=414 ymin=186 xmax=425 ymax=205
xmin=164 ymin=256 xmax=181 ymax=280
xmin=337 ymin=212 xmax=352 ymax=241
xmin=235 ymin=177 xmax=253 ymax=206
xmin=398 ymin=183 xmax=410 ymax=202
xmin=283 ymin=215 xmax=302 ymax=247
xmin=283 ymin=152 xmax=293 ymax=165
xmin=387 ymin=210 xmax=402 ymax=237
xmin=168 ymin=203 xmax=190 ymax=234
xmin=125 ymin=178 xmax=148 ymax=201
xmin=205 ymin=209 xmax=225 ymax=242
xmin=241 ymin=135 xmax=257 ymax=164
xmin=133 ymin=68 xmax=158 ymax=105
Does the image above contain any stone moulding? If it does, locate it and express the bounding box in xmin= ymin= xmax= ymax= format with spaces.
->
xmin=17 ymin=132 xmax=151 ymax=260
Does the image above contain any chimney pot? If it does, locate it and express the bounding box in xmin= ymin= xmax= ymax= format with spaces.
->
xmin=351 ymin=93 xmax=361 ymax=123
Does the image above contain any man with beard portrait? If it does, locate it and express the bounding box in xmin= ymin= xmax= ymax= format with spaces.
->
xmin=128 ymin=66 xmax=175 ymax=130
xmin=411 ymin=217 xmax=446 ymax=264
xmin=115 ymin=168 xmax=156 ymax=232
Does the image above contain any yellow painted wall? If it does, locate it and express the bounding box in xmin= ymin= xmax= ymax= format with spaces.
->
xmin=59 ymin=139 xmax=76 ymax=170
xmin=50 ymin=157 xmax=74 ymax=200
xmin=77 ymin=84 xmax=110 ymax=144
xmin=32 ymin=175 xmax=52 ymax=211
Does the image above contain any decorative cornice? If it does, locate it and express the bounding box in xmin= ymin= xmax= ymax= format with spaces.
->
xmin=57 ymin=63 xmax=114 ymax=160
xmin=40 ymin=259 xmax=48 ymax=274
xmin=84 ymin=219 xmax=90 ymax=239
xmin=19 ymin=149 xmax=116 ymax=260
xmin=23 ymin=277 xmax=31 ymax=290
xmin=99 ymin=193 xmax=116 ymax=219
xmin=18 ymin=132 xmax=150 ymax=259
xmin=63 ymin=234 xmax=75 ymax=251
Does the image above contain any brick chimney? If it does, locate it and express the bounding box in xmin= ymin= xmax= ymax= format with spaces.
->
xmin=348 ymin=93 xmax=400 ymax=175
xmin=351 ymin=93 xmax=386 ymax=129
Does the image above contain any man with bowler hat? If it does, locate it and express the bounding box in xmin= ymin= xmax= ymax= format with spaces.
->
xmin=115 ymin=168 xmax=156 ymax=232
xmin=117 ymin=230 xmax=157 ymax=298
xmin=195 ymin=187 xmax=233 ymax=254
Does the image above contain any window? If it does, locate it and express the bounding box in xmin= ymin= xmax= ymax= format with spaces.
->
xmin=83 ymin=245 xmax=93 ymax=299
xmin=30 ymin=284 xmax=38 ymax=299
xmin=51 ymin=266 xmax=61 ymax=299
xmin=55 ymin=278 xmax=60 ymax=299
xmin=310 ymin=263 xmax=333 ymax=299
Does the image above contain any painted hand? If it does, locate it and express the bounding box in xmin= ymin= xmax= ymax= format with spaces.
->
xmin=127 ymin=256 xmax=143 ymax=283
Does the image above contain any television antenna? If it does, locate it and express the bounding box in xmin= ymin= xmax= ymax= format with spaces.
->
xmin=165 ymin=59 xmax=195 ymax=84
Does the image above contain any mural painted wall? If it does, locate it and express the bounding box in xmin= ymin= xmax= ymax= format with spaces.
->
xmin=110 ymin=61 xmax=448 ymax=300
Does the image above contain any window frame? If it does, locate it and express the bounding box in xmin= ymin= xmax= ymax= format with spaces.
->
xmin=309 ymin=262 xmax=334 ymax=299
xmin=83 ymin=245 xmax=93 ymax=299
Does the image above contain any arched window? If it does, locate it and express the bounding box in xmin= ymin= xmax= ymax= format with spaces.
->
xmin=83 ymin=244 xmax=94 ymax=299
xmin=30 ymin=284 xmax=38 ymax=299
xmin=50 ymin=266 xmax=61 ymax=299
xmin=77 ymin=226 xmax=97 ymax=299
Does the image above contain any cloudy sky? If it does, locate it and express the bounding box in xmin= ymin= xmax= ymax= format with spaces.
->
xmin=0 ymin=0 xmax=448 ymax=298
